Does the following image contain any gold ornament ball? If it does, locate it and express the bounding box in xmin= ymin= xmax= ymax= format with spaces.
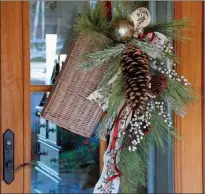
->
xmin=111 ymin=19 xmax=135 ymax=42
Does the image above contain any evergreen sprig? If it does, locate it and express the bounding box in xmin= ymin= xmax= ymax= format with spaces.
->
xmin=112 ymin=1 xmax=149 ymax=22
xmin=97 ymin=74 xmax=124 ymax=139
xmin=98 ymin=59 xmax=121 ymax=88
xmin=74 ymin=2 xmax=111 ymax=37
xmin=150 ymin=112 xmax=177 ymax=152
xmin=119 ymin=111 xmax=177 ymax=193
xmin=107 ymin=73 xmax=124 ymax=117
xmin=112 ymin=1 xmax=132 ymax=21
xmin=119 ymin=145 xmax=148 ymax=193
xmin=144 ymin=19 xmax=190 ymax=40
xmin=132 ymin=39 xmax=178 ymax=62
xmin=80 ymin=44 xmax=125 ymax=70
xmin=160 ymin=78 xmax=195 ymax=117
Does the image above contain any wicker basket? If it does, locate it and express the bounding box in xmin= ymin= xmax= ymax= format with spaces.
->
xmin=42 ymin=35 xmax=108 ymax=137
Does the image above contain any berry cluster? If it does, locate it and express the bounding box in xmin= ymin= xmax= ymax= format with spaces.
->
xmin=151 ymin=61 xmax=191 ymax=86
xmin=128 ymin=102 xmax=154 ymax=152
xmin=154 ymin=101 xmax=172 ymax=127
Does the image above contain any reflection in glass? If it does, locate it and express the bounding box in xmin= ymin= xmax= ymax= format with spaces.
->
xmin=30 ymin=1 xmax=84 ymax=85
xmin=31 ymin=92 xmax=99 ymax=193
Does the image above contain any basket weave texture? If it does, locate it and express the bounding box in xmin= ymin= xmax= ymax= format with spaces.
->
xmin=42 ymin=35 xmax=108 ymax=137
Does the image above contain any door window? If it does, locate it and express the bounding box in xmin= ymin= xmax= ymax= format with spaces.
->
xmin=30 ymin=1 xmax=174 ymax=193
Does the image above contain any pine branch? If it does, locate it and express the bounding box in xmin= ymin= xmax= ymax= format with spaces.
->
xmin=120 ymin=150 xmax=147 ymax=193
xmin=97 ymin=74 xmax=124 ymax=139
xmin=119 ymin=134 xmax=148 ymax=193
xmin=144 ymin=19 xmax=190 ymax=40
xmin=132 ymin=39 xmax=178 ymax=62
xmin=119 ymin=109 xmax=178 ymax=192
xmin=108 ymin=73 xmax=124 ymax=116
xmin=111 ymin=1 xmax=149 ymax=22
xmin=80 ymin=44 xmax=125 ymax=70
xmin=160 ymin=78 xmax=195 ymax=117
xmin=98 ymin=59 xmax=121 ymax=88
xmin=74 ymin=2 xmax=111 ymax=37
xmin=112 ymin=1 xmax=132 ymax=21
xmin=149 ymin=112 xmax=177 ymax=152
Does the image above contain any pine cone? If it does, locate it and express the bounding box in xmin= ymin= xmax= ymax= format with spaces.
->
xmin=151 ymin=74 xmax=167 ymax=95
xmin=121 ymin=46 xmax=150 ymax=113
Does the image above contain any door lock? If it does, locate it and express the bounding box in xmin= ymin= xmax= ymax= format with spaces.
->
xmin=3 ymin=129 xmax=36 ymax=184
xmin=3 ymin=129 xmax=14 ymax=184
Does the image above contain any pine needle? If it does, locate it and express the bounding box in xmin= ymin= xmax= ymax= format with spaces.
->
xmin=149 ymin=112 xmax=177 ymax=152
xmin=119 ymin=134 xmax=148 ymax=193
xmin=118 ymin=110 xmax=178 ymax=192
xmin=97 ymin=74 xmax=124 ymax=139
xmin=144 ymin=19 xmax=190 ymax=40
xmin=108 ymin=73 xmax=124 ymax=117
xmin=160 ymin=79 xmax=195 ymax=117
xmin=111 ymin=1 xmax=149 ymax=22
xmin=80 ymin=44 xmax=126 ymax=70
xmin=74 ymin=2 xmax=111 ymax=37
xmin=132 ymin=39 xmax=178 ymax=62
xmin=112 ymin=1 xmax=132 ymax=21
xmin=98 ymin=58 xmax=121 ymax=88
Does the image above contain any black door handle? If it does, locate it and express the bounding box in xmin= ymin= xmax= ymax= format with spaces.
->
xmin=6 ymin=160 xmax=35 ymax=173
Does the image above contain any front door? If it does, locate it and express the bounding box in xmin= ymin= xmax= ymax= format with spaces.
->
xmin=0 ymin=1 xmax=203 ymax=193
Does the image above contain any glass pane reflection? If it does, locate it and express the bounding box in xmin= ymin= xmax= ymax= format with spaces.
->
xmin=31 ymin=92 xmax=99 ymax=193
xmin=30 ymin=1 xmax=84 ymax=85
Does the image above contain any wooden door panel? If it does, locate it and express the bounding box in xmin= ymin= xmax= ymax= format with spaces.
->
xmin=0 ymin=2 xmax=24 ymax=193
xmin=174 ymin=2 xmax=204 ymax=193
xmin=22 ymin=2 xmax=31 ymax=193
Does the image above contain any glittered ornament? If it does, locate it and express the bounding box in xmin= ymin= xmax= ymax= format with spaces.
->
xmin=111 ymin=19 xmax=135 ymax=42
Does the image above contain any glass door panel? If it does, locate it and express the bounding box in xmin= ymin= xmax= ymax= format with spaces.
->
xmin=30 ymin=1 xmax=84 ymax=85
xmin=29 ymin=1 xmax=174 ymax=193
xmin=31 ymin=92 xmax=100 ymax=193
xmin=30 ymin=1 xmax=100 ymax=193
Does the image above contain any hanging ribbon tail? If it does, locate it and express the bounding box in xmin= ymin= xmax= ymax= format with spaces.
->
xmin=93 ymin=126 xmax=121 ymax=193
xmin=106 ymin=147 xmax=123 ymax=182
xmin=106 ymin=108 xmax=132 ymax=182
xmin=110 ymin=103 xmax=126 ymax=150
xmin=93 ymin=104 xmax=132 ymax=194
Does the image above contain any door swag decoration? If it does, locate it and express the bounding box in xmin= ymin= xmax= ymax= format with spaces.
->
xmin=42 ymin=2 xmax=195 ymax=193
